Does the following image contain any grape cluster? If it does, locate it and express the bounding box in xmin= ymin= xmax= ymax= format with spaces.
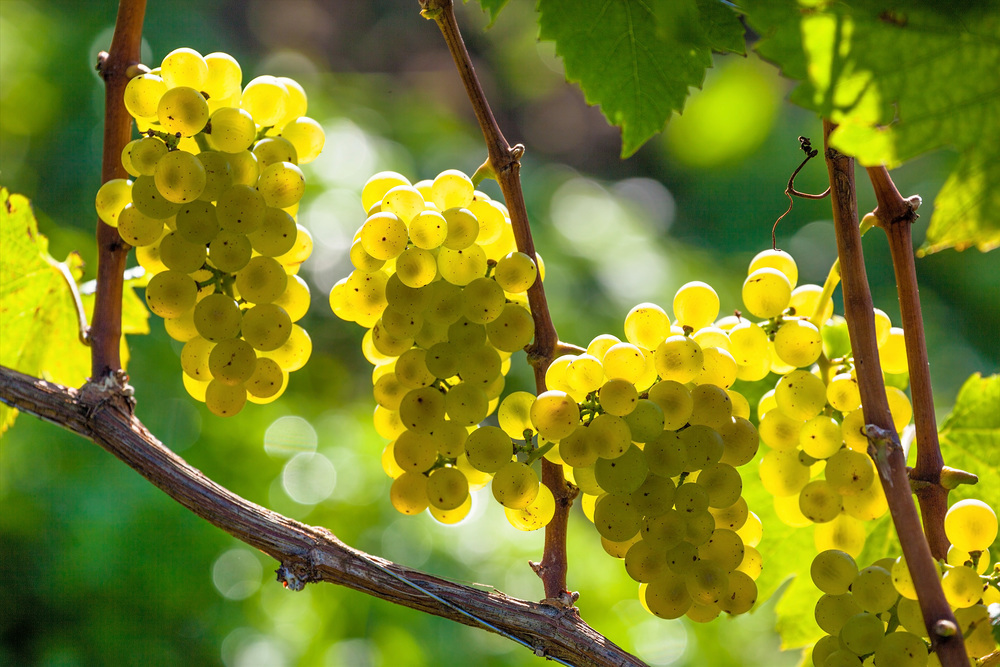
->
xmin=730 ymin=249 xmax=914 ymax=556
xmin=528 ymin=291 xmax=763 ymax=621
xmin=809 ymin=498 xmax=999 ymax=667
xmin=94 ymin=48 xmax=325 ymax=416
xmin=329 ymin=169 xmax=544 ymax=525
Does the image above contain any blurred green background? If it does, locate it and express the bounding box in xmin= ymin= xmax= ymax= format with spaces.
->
xmin=1 ymin=1 xmax=997 ymax=666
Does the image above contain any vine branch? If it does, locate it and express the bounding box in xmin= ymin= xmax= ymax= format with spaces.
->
xmin=772 ymin=136 xmax=831 ymax=248
xmin=421 ymin=0 xmax=578 ymax=603
xmin=0 ymin=365 xmax=645 ymax=667
xmin=91 ymin=0 xmax=147 ymax=381
xmin=866 ymin=165 xmax=951 ymax=559
xmin=822 ymin=120 xmax=968 ymax=666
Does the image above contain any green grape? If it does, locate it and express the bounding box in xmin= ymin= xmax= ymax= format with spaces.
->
xmin=95 ymin=178 xmax=132 ymax=227
xmin=696 ymin=462 xmax=742 ymax=508
xmin=827 ymin=372 xmax=861 ymax=412
xmin=246 ymin=357 xmax=285 ymax=400
xmin=242 ymin=303 xmax=292 ymax=351
xmin=175 ymin=200 xmax=220 ymax=245
xmin=164 ymin=306 xmax=199 ymax=342
xmin=441 ymin=207 xmax=479 ymax=250
xmin=674 ymin=482 xmax=710 ymax=515
xmin=774 ymin=369 xmax=827 ymax=420
xmin=462 ymin=276 xmax=505 ymax=324
xmin=895 ymin=598 xmax=927 ymax=637
xmin=891 ymin=556 xmax=919 ymax=600
xmin=885 ymin=387 xmax=913 ymax=432
xmin=394 ymin=247 xmax=438 ymax=288
xmin=718 ymin=417 xmax=759 ymax=467
xmin=654 ymin=335 xmax=704 ymax=383
xmin=602 ymin=342 xmax=647 ymax=383
xmin=373 ymin=373 xmax=407 ymax=410
xmin=225 ymin=150 xmax=260 ymax=187
xmin=631 ymin=474 xmax=676 ymax=517
xmin=430 ymin=169 xmax=474 ymax=210
xmin=257 ymin=161 xmax=305 ymax=208
xmin=380 ymin=308 xmax=421 ymax=340
xmin=424 ymin=279 xmax=465 ymax=325
xmin=241 ymin=75 xmax=288 ymax=126
xmin=361 ymin=171 xmax=410 ymax=213
xmin=598 ymin=379 xmax=639 ymax=417
xmin=455 ymin=343 xmax=501 ymax=386
xmin=393 ymin=429 xmax=438 ymax=471
xmin=393 ymin=348 xmax=434 ymax=388
xmin=486 ymin=303 xmax=534 ymax=352
xmin=279 ymin=117 xmax=325 ymax=164
xmin=698 ymin=529 xmax=745 ymax=570
xmin=773 ymin=318 xmax=823 ymax=367
xmin=593 ymin=493 xmax=641 ymax=542
xmin=203 ymin=52 xmax=242 ymax=105
xmin=815 ymin=593 xmax=863 ymax=635
xmin=154 ymin=150 xmax=207 ymax=204
xmin=941 ymin=565 xmax=984 ymax=608
xmin=529 ymin=390 xmax=580 ymax=440
xmin=208 ymin=337 xmax=256 ymax=385
xmin=117 ymin=204 xmax=166 ymax=246
xmin=159 ymin=231 xmax=206 ymax=273
xmin=872 ymin=631 xmax=928 ymax=667
xmin=260 ymin=324 xmax=311 ymax=371
xmin=349 ymin=239 xmax=385 ymax=273
xmin=727 ymin=320 xmax=769 ymax=367
xmin=157 ymin=86 xmax=210 ymax=136
xmin=646 ymin=380 xmax=692 ymax=429
xmin=467 ymin=199 xmax=505 ymax=245
xmin=852 ymin=566 xmax=898 ymax=613
xmin=381 ymin=184 xmax=426 ymax=224
xmin=644 ymin=430 xmax=687 ymax=478
xmin=839 ymin=612 xmax=885 ymax=656
xmin=208 ymin=231 xmax=252 ymax=273
xmin=742 ymin=268 xmax=792 ymax=318
xmin=718 ymin=571 xmax=757 ymax=616
xmin=235 ymin=256 xmax=287 ymax=304
xmin=409 ymin=210 xmax=448 ymax=249
xmin=494 ymin=251 xmax=537 ymax=293
xmin=565 ymin=354 xmax=604 ymax=395
xmin=491 ymin=461 xmax=539 ymax=509
xmin=124 ymin=73 xmax=167 ymax=118
xmin=390 ymin=471 xmax=429 ymax=515
xmin=736 ymin=510 xmax=762 ymax=548
xmin=840 ymin=409 xmax=870 ymax=453
xmin=505 ymin=483 xmax=555 ymax=531
xmin=160 ymin=47 xmax=208 ymax=88
xmin=430 ymin=420 xmax=468 ymax=458
xmin=748 ymin=248 xmax=798 ymax=288
xmin=879 ymin=327 xmax=908 ymax=374
xmin=641 ymin=509 xmax=686 ymax=550
xmin=196 ymin=151 xmax=233 ymax=202
xmin=798 ymin=480 xmax=843 ymax=523
xmin=623 ymin=302 xmax=671 ymax=350
xmin=587 ymin=334 xmax=621 ymax=360
xmin=946 ymin=545 xmax=992 ymax=574
xmin=694 ymin=347 xmax=737 ymax=389
xmin=956 ymin=604 xmax=997 ymax=659
xmin=248 ymin=207 xmax=298 ymax=257
xmin=800 ymin=416 xmax=843 ymax=459
xmin=842 ymin=477 xmax=888 ymax=522
xmin=758 ymin=408 xmax=804 ymax=451
xmin=587 ymin=413 xmax=630 ymax=459
xmin=275 ymin=76 xmax=307 ymax=124
xmin=438 ymin=245 xmax=488 ymax=287
xmin=207 ymin=107 xmax=256 ymax=153
xmin=945 ymin=499 xmax=998 ymax=552
xmin=692 ymin=326 xmax=730 ymax=353
xmin=130 ymin=137 xmax=170 ymax=177
xmin=759 ymin=449 xmax=810 ymax=497
xmin=686 ymin=560 xmax=729 ymax=605
xmin=594 ymin=445 xmax=648 ymax=495
xmin=398 ymin=386 xmax=447 ymax=433
xmin=498 ymin=392 xmax=535 ymax=439
xmin=444 ymin=382 xmax=488 ymax=426
xmin=193 ymin=294 xmax=242 ymax=341
xmin=205 ymin=379 xmax=247 ymax=417
xmin=679 ymin=424 xmax=724 ymax=471
xmin=811 ymin=549 xmax=859 ymax=595
xmin=624 ymin=539 xmax=671 ymax=583
xmin=790 ymin=284 xmax=834 ymax=323
xmin=145 ymin=270 xmax=198 ymax=318
xmin=825 ymin=449 xmax=875 ymax=496
xmin=737 ymin=545 xmax=762 ymax=580
xmin=426 ymin=467 xmax=469 ymax=510
xmin=216 ymin=184 xmax=266 ymax=235
xmin=643 ymin=574 xmax=693 ymax=619
xmin=621 ymin=399 xmax=664 ymax=443
xmin=557 ymin=426 xmax=599 ymax=468
xmin=180 ymin=336 xmax=215 ymax=381
xmin=571 ymin=466 xmax=603 ymax=496
xmin=688 ymin=384 xmax=733 ymax=430
xmin=673 ymin=281 xmax=719 ymax=331
xmin=425 ymin=341 xmax=460 ymax=379
xmin=710 ymin=497 xmax=748 ymax=531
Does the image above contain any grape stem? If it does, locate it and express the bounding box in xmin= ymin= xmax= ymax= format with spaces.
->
xmin=420 ymin=0 xmax=579 ymax=603
xmin=865 ymin=165 xmax=953 ymax=559
xmin=822 ymin=120 xmax=969 ymax=666
xmin=90 ymin=0 xmax=147 ymax=383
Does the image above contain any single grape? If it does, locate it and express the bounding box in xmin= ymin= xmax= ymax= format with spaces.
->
xmin=673 ymin=281 xmax=719 ymax=331
xmin=208 ymin=337 xmax=257 ymax=385
xmin=235 ymin=256 xmax=288 ymax=304
xmin=491 ymin=461 xmax=539 ymax=509
xmin=157 ymin=86 xmax=210 ymax=136
xmin=426 ymin=467 xmax=469 ymax=510
xmin=944 ymin=499 xmax=998 ymax=553
xmin=145 ymin=270 xmax=198 ymax=318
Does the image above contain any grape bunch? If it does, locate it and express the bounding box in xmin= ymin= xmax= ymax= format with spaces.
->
xmin=809 ymin=498 xmax=999 ymax=667
xmin=730 ymin=249 xmax=914 ymax=556
xmin=525 ymin=290 xmax=763 ymax=621
xmin=329 ymin=169 xmax=543 ymax=525
xmin=94 ymin=48 xmax=325 ymax=416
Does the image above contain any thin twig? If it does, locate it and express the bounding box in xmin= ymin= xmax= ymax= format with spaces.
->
xmin=47 ymin=255 xmax=91 ymax=346
xmin=0 ymin=365 xmax=646 ymax=667
xmin=91 ymin=0 xmax=146 ymax=381
xmin=866 ymin=165 xmax=950 ymax=559
xmin=772 ymin=136 xmax=831 ymax=248
xmin=421 ymin=0 xmax=577 ymax=602
xmin=822 ymin=120 xmax=968 ymax=666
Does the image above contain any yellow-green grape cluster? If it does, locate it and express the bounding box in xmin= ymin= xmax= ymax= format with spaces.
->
xmin=329 ymin=169 xmax=545 ymax=527
xmin=809 ymin=543 xmax=999 ymax=667
xmin=739 ymin=249 xmax=914 ymax=556
xmin=94 ymin=48 xmax=324 ymax=417
xmin=528 ymin=289 xmax=763 ymax=622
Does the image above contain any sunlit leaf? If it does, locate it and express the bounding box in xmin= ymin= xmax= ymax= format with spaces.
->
xmin=938 ymin=373 xmax=1000 ymax=512
xmin=470 ymin=0 xmax=510 ymax=26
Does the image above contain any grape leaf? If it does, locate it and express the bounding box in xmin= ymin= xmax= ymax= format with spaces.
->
xmin=0 ymin=189 xmax=148 ymax=433
xmin=937 ymin=373 xmax=1000 ymax=511
xmin=470 ymin=0 xmax=510 ymax=26
xmin=537 ymin=0 xmax=745 ymax=157
xmin=743 ymin=1 xmax=1000 ymax=254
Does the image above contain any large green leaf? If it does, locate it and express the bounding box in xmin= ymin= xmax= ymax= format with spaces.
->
xmin=0 ymin=189 xmax=148 ymax=433
xmin=743 ymin=1 xmax=1000 ymax=253
xmin=537 ymin=0 xmax=745 ymax=157
xmin=937 ymin=373 xmax=1000 ymax=512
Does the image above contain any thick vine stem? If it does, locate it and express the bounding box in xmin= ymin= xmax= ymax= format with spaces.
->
xmin=0 ymin=365 xmax=645 ymax=667
xmin=91 ymin=0 xmax=147 ymax=381
xmin=823 ymin=121 xmax=968 ymax=665
xmin=422 ymin=0 xmax=575 ymax=601
xmin=866 ymin=165 xmax=951 ymax=559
